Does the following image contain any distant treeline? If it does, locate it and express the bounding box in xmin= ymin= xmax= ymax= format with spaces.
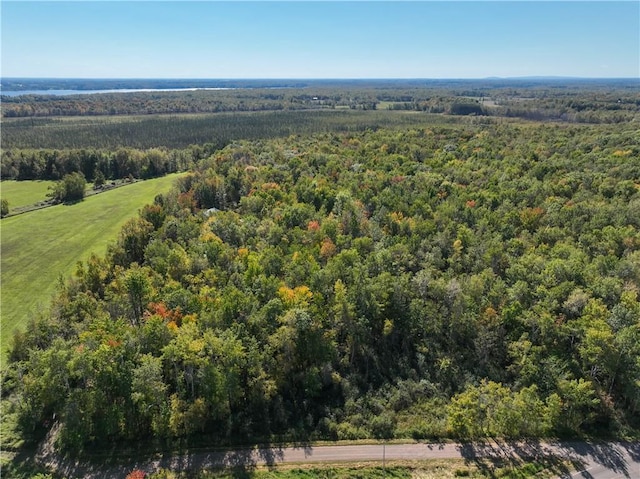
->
xmin=1 ymin=110 xmax=470 ymax=151
xmin=2 ymin=110 xmax=456 ymax=180
xmin=0 ymin=144 xmax=223 ymax=181
xmin=3 ymin=83 xmax=638 ymax=124
xmin=1 ymin=87 xmax=414 ymax=117
xmin=2 ymin=89 xmax=311 ymax=117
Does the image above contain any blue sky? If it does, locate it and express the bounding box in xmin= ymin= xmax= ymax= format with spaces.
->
xmin=2 ymin=1 xmax=639 ymax=78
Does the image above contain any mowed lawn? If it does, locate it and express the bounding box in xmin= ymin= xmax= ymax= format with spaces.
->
xmin=0 ymin=173 xmax=185 ymax=359
xmin=1 ymin=180 xmax=57 ymax=210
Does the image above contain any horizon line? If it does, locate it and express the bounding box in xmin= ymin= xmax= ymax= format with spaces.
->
xmin=3 ymin=76 xmax=639 ymax=81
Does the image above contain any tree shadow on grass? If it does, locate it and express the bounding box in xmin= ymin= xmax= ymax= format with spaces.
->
xmin=457 ymin=439 xmax=577 ymax=479
xmin=457 ymin=439 xmax=639 ymax=479
xmin=4 ymin=449 xmax=61 ymax=479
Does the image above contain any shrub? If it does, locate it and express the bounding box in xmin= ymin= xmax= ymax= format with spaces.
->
xmin=126 ymin=470 xmax=147 ymax=479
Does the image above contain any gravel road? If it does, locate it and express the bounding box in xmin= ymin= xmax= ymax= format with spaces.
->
xmin=34 ymin=439 xmax=640 ymax=479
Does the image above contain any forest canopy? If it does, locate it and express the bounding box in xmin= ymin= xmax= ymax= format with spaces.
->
xmin=3 ymin=118 xmax=640 ymax=453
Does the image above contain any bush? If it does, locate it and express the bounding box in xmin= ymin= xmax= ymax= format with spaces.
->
xmin=336 ymin=422 xmax=369 ymax=440
xmin=1 ymin=199 xmax=8 ymax=217
xmin=370 ymin=412 xmax=397 ymax=439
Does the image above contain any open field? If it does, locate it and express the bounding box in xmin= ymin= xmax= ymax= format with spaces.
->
xmin=0 ymin=173 xmax=185 ymax=358
xmin=0 ymin=180 xmax=56 ymax=210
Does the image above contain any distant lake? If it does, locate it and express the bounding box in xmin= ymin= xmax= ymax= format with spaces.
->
xmin=1 ymin=87 xmax=233 ymax=97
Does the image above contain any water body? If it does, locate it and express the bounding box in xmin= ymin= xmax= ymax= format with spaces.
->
xmin=0 ymin=87 xmax=233 ymax=97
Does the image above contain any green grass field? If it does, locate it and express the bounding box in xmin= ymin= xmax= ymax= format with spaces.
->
xmin=0 ymin=173 xmax=185 ymax=360
xmin=0 ymin=180 xmax=56 ymax=210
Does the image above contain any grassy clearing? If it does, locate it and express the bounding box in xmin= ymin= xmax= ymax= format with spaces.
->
xmin=0 ymin=173 xmax=185 ymax=360
xmin=137 ymin=459 xmax=561 ymax=479
xmin=0 ymin=180 xmax=57 ymax=210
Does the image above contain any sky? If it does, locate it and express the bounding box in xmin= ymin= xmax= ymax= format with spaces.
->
xmin=1 ymin=1 xmax=639 ymax=79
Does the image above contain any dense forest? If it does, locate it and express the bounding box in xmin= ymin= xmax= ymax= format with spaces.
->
xmin=2 ymin=82 xmax=639 ymax=180
xmin=0 ymin=144 xmax=221 ymax=181
xmin=2 ymin=110 xmax=462 ymax=151
xmin=3 ymin=117 xmax=639 ymax=453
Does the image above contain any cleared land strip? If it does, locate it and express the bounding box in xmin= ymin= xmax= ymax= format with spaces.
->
xmin=33 ymin=440 xmax=640 ymax=479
